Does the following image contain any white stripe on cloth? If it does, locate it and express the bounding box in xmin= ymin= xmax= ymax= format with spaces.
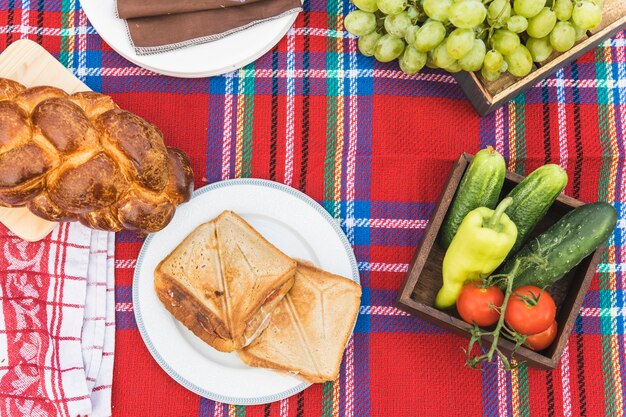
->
xmin=82 ymin=231 xmax=108 ymax=395
xmin=0 ymin=222 xmax=115 ymax=417
xmin=89 ymin=232 xmax=116 ymax=417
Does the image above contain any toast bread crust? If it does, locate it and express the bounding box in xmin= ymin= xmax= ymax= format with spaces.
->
xmin=154 ymin=210 xmax=296 ymax=352
xmin=239 ymin=262 xmax=361 ymax=383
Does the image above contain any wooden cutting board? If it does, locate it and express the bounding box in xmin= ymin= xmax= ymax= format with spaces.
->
xmin=0 ymin=39 xmax=90 ymax=241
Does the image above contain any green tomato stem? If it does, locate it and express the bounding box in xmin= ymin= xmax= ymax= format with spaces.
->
xmin=485 ymin=259 xmax=520 ymax=362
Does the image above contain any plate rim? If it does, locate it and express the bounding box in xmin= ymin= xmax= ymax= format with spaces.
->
xmin=79 ymin=0 xmax=299 ymax=78
xmin=132 ymin=178 xmax=360 ymax=405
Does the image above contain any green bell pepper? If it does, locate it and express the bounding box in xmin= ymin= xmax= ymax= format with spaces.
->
xmin=435 ymin=197 xmax=518 ymax=309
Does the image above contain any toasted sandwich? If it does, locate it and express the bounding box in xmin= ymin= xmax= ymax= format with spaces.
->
xmin=154 ymin=211 xmax=296 ymax=352
xmin=238 ymin=261 xmax=362 ymax=383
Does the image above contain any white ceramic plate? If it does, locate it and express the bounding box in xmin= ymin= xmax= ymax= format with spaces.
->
xmin=133 ymin=179 xmax=360 ymax=405
xmin=80 ymin=0 xmax=299 ymax=77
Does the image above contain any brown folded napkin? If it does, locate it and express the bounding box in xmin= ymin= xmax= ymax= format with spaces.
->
xmin=118 ymin=0 xmax=301 ymax=55
xmin=117 ymin=0 xmax=264 ymax=19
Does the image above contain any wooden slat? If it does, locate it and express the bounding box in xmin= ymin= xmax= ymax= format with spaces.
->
xmin=454 ymin=0 xmax=626 ymax=116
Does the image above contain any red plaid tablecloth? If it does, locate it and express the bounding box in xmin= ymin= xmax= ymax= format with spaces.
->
xmin=1 ymin=2 xmax=626 ymax=416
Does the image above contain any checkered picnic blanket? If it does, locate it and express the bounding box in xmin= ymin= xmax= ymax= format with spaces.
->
xmin=1 ymin=1 xmax=626 ymax=416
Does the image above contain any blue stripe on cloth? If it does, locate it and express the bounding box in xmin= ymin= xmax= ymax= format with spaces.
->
xmin=368 ymin=227 xmax=426 ymax=247
xmin=116 ymin=287 xmax=136 ymax=330
xmin=351 ymin=51 xmax=373 ymax=410
xmin=206 ymin=79 xmax=226 ymax=184
xmin=482 ymin=359 xmax=499 ymax=417
xmin=116 ymin=285 xmax=132 ymax=303
xmin=368 ymin=201 xmax=435 ymax=220
xmin=353 ymin=332 xmax=370 ymax=416
xmin=479 ymin=110 xmax=497 ymax=150
xmin=198 ymin=398 xmax=215 ymax=417
xmin=369 ymin=313 xmax=447 ymax=334
xmin=83 ymin=50 xmax=102 ymax=92
xmin=115 ymin=311 xmax=137 ymax=330
xmin=115 ymin=230 xmax=144 ymax=243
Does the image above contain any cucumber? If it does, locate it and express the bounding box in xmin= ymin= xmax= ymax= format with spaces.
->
xmin=505 ymin=164 xmax=568 ymax=254
xmin=497 ymin=202 xmax=617 ymax=289
xmin=440 ymin=147 xmax=506 ymax=249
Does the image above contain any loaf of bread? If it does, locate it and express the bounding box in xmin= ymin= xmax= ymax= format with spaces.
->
xmin=0 ymin=77 xmax=194 ymax=234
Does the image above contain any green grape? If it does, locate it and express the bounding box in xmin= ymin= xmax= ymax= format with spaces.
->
xmin=492 ymin=29 xmax=520 ymax=55
xmin=446 ymin=28 xmax=475 ymax=59
xmin=553 ymin=0 xmax=573 ymax=21
xmin=413 ymin=20 xmax=446 ymax=52
xmin=374 ymin=34 xmax=406 ymax=62
xmin=344 ymin=10 xmax=377 ymax=36
xmin=352 ymin=0 xmax=378 ymax=13
xmin=423 ymin=0 xmax=453 ymax=22
xmin=405 ymin=25 xmax=419 ymax=45
xmin=550 ymin=21 xmax=576 ymax=52
xmin=399 ymin=45 xmax=427 ymax=74
xmin=526 ymin=36 xmax=553 ymax=62
xmin=458 ymin=38 xmax=486 ymax=71
xmin=481 ymin=67 xmax=502 ymax=81
xmin=505 ymin=44 xmax=533 ymax=77
xmin=445 ymin=60 xmax=462 ymax=73
xmin=384 ymin=12 xmax=412 ymax=38
xmin=507 ymin=15 xmax=528 ymax=33
xmin=426 ymin=52 xmax=438 ymax=68
xmin=358 ymin=31 xmax=383 ymax=56
xmin=572 ymin=22 xmax=586 ymax=41
xmin=377 ymin=0 xmax=405 ymax=16
xmin=513 ymin=0 xmax=546 ymax=18
xmin=488 ymin=0 xmax=512 ymax=28
xmin=449 ymin=1 xmax=487 ymax=28
xmin=432 ymin=39 xmax=457 ymax=68
xmin=527 ymin=7 xmax=557 ymax=38
xmin=572 ymin=1 xmax=602 ymax=30
xmin=483 ymin=49 xmax=505 ymax=72
xmin=406 ymin=5 xmax=421 ymax=22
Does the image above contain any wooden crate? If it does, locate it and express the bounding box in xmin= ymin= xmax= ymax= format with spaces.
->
xmin=454 ymin=0 xmax=626 ymax=116
xmin=395 ymin=153 xmax=606 ymax=369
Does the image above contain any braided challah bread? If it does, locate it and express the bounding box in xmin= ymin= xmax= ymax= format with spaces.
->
xmin=0 ymin=77 xmax=194 ymax=234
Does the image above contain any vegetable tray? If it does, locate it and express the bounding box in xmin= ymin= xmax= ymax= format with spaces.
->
xmin=453 ymin=0 xmax=626 ymax=116
xmin=395 ymin=152 xmax=604 ymax=369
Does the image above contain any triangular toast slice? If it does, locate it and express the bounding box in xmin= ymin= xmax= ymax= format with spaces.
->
xmin=154 ymin=211 xmax=296 ymax=352
xmin=238 ymin=262 xmax=362 ymax=383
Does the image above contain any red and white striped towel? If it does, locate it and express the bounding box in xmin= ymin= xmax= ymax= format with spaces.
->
xmin=0 ymin=222 xmax=115 ymax=417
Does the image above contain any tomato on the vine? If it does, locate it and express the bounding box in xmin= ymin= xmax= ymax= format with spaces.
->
xmin=525 ymin=321 xmax=558 ymax=351
xmin=504 ymin=286 xmax=556 ymax=335
xmin=456 ymin=281 xmax=504 ymax=327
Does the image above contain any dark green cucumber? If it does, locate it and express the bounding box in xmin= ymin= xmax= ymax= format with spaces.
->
xmin=440 ymin=147 xmax=506 ymax=249
xmin=497 ymin=202 xmax=617 ymax=289
xmin=505 ymin=164 xmax=568 ymax=255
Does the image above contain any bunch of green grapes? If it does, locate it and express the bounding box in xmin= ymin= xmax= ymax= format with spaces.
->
xmin=344 ymin=0 xmax=603 ymax=79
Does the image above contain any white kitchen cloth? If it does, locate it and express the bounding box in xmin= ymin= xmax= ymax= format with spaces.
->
xmin=0 ymin=222 xmax=115 ymax=417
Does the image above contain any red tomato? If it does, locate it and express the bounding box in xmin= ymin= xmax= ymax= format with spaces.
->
xmin=504 ymin=286 xmax=556 ymax=335
xmin=456 ymin=282 xmax=504 ymax=327
xmin=525 ymin=321 xmax=558 ymax=351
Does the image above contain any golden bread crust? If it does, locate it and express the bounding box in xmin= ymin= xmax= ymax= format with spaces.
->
xmin=0 ymin=77 xmax=193 ymax=233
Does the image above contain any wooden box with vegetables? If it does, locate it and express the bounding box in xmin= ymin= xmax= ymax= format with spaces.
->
xmin=396 ymin=149 xmax=617 ymax=370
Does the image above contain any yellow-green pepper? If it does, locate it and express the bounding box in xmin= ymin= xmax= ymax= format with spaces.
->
xmin=435 ymin=197 xmax=518 ymax=309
